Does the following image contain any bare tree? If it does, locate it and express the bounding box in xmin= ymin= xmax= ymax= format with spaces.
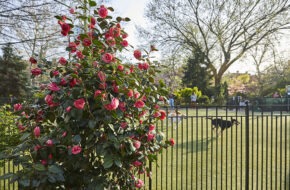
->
xmin=141 ymin=0 xmax=290 ymax=88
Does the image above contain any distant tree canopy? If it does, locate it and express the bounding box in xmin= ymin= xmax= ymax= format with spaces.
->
xmin=0 ymin=44 xmax=29 ymax=100
xmin=182 ymin=49 xmax=213 ymax=96
xmin=142 ymin=0 xmax=290 ymax=88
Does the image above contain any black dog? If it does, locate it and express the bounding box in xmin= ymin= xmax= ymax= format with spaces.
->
xmin=207 ymin=117 xmax=240 ymax=135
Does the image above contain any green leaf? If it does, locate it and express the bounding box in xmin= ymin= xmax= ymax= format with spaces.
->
xmin=48 ymin=165 xmax=63 ymax=174
xmin=89 ymin=0 xmax=97 ymax=6
xmin=20 ymin=133 xmax=30 ymax=141
xmin=124 ymin=17 xmax=131 ymax=21
xmin=88 ymin=120 xmax=97 ymax=129
xmin=33 ymin=163 xmax=46 ymax=171
xmin=0 ymin=172 xmax=14 ymax=180
xmin=107 ymin=7 xmax=114 ymax=11
xmin=116 ymin=17 xmax=122 ymax=22
xmin=19 ymin=179 xmax=30 ymax=187
xmin=114 ymin=159 xmax=122 ymax=167
xmin=103 ymin=156 xmax=113 ymax=169
xmin=73 ymin=135 xmax=82 ymax=144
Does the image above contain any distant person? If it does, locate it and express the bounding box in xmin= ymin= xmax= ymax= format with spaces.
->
xmin=169 ymin=94 xmax=175 ymax=109
xmin=190 ymin=93 xmax=197 ymax=107
xmin=273 ymin=91 xmax=280 ymax=98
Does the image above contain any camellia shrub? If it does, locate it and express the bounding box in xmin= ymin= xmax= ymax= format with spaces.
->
xmin=1 ymin=2 xmax=174 ymax=190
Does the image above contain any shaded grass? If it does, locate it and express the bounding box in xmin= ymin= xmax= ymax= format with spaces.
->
xmin=143 ymin=108 xmax=290 ymax=189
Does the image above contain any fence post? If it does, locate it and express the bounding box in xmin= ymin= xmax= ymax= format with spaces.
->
xmin=245 ymin=102 xmax=250 ymax=190
xmin=149 ymin=161 xmax=152 ymax=190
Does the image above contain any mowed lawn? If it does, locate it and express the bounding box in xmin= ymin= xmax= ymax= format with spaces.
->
xmin=143 ymin=108 xmax=290 ymax=190
xmin=1 ymin=108 xmax=290 ymax=190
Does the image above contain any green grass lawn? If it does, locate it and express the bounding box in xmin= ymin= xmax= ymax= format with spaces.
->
xmin=1 ymin=107 xmax=290 ymax=190
xmin=143 ymin=108 xmax=290 ymax=190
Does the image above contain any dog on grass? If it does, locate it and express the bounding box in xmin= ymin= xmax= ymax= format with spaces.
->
xmin=207 ymin=117 xmax=240 ymax=135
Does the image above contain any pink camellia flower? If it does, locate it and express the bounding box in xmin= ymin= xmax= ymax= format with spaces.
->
xmin=69 ymin=8 xmax=75 ymax=14
xmin=66 ymin=106 xmax=72 ymax=112
xmin=159 ymin=110 xmax=166 ymax=120
xmin=133 ymin=50 xmax=142 ymax=60
xmin=134 ymin=100 xmax=145 ymax=108
xmin=59 ymin=57 xmax=67 ymax=65
xmin=127 ymin=89 xmax=133 ymax=97
xmin=98 ymin=71 xmax=106 ymax=82
xmin=18 ymin=125 xmax=25 ymax=131
xmin=118 ymin=101 xmax=126 ymax=112
xmin=117 ymin=64 xmax=124 ymax=71
xmin=60 ymin=23 xmax=71 ymax=36
xmin=106 ymin=37 xmax=116 ymax=46
xmin=13 ymin=103 xmax=22 ymax=111
xmin=94 ymin=90 xmax=102 ymax=98
xmin=122 ymin=33 xmax=128 ymax=38
xmin=76 ymin=51 xmax=85 ymax=59
xmin=120 ymin=122 xmax=127 ymax=129
xmin=121 ymin=40 xmax=128 ymax=47
xmin=149 ymin=124 xmax=155 ymax=131
xmin=46 ymin=139 xmax=53 ymax=147
xmin=68 ymin=42 xmax=77 ymax=53
xmin=133 ymin=160 xmax=142 ymax=167
xmin=104 ymin=98 xmax=119 ymax=111
xmin=135 ymin=179 xmax=144 ymax=189
xmin=133 ymin=140 xmax=141 ymax=149
xmin=74 ymin=98 xmax=86 ymax=110
xmin=169 ymin=138 xmax=175 ymax=146
xmin=82 ymin=38 xmax=92 ymax=46
xmin=70 ymin=78 xmax=78 ymax=88
xmin=34 ymin=127 xmax=40 ymax=138
xmin=98 ymin=5 xmax=108 ymax=18
xmin=147 ymin=132 xmax=155 ymax=141
xmin=142 ymin=62 xmax=149 ymax=70
xmin=47 ymin=82 xmax=60 ymax=92
xmin=41 ymin=159 xmax=47 ymax=165
xmin=34 ymin=145 xmax=41 ymax=151
xmin=52 ymin=70 xmax=59 ymax=76
xmin=45 ymin=94 xmax=54 ymax=107
xmin=62 ymin=131 xmax=67 ymax=137
xmin=48 ymin=154 xmax=53 ymax=159
xmin=29 ymin=57 xmax=37 ymax=64
xmin=71 ymin=145 xmax=82 ymax=155
xmin=31 ymin=68 xmax=42 ymax=76
xmin=134 ymin=91 xmax=140 ymax=99
xmin=90 ymin=17 xmax=96 ymax=26
xmin=102 ymin=53 xmax=114 ymax=63
xmin=153 ymin=111 xmax=161 ymax=118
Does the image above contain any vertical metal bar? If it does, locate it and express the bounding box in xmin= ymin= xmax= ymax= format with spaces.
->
xmin=245 ymin=102 xmax=250 ymax=190
xmin=236 ymin=106 xmax=238 ymax=190
xmin=191 ymin=115 xmax=194 ymax=190
xmin=176 ymin=113 xmax=179 ymax=190
xmin=149 ymin=161 xmax=152 ymax=190
xmin=171 ymin=116 xmax=174 ymax=190
xmin=215 ymin=107 xmax=218 ymax=189
xmin=266 ymin=115 xmax=269 ymax=190
xmin=201 ymin=114 xmax=203 ymax=189
xmin=196 ymin=106 xmax=198 ymax=190
xmin=206 ymin=108 xmax=209 ymax=190
xmin=186 ymin=107 xmax=189 ymax=190
xmin=180 ymin=107 xmax=183 ymax=190
xmin=256 ymin=115 xmax=259 ymax=190
xmin=285 ymin=115 xmax=288 ymax=190
xmin=279 ymin=112 xmax=282 ymax=189
xmin=270 ymin=111 xmax=273 ymax=190
xmin=275 ymin=115 xmax=278 ymax=190
xmin=221 ymin=115 xmax=223 ymax=190
xmin=166 ymin=113 xmax=168 ymax=190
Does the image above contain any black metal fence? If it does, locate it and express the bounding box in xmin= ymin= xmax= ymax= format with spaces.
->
xmin=1 ymin=105 xmax=290 ymax=189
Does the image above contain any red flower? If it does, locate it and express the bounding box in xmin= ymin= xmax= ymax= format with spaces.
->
xmin=29 ymin=57 xmax=37 ymax=64
xmin=118 ymin=101 xmax=126 ymax=112
xmin=133 ymin=50 xmax=141 ymax=60
xmin=69 ymin=8 xmax=75 ymax=14
xmin=98 ymin=71 xmax=106 ymax=82
xmin=31 ymin=68 xmax=42 ymax=76
xmin=66 ymin=106 xmax=72 ymax=112
xmin=104 ymin=98 xmax=119 ymax=111
xmin=46 ymin=139 xmax=53 ymax=147
xmin=71 ymin=145 xmax=82 ymax=155
xmin=122 ymin=33 xmax=128 ymax=38
xmin=120 ymin=122 xmax=127 ymax=129
xmin=169 ymin=138 xmax=175 ymax=146
xmin=134 ymin=100 xmax=145 ymax=108
xmin=74 ymin=98 xmax=86 ymax=110
xmin=117 ymin=64 xmax=124 ymax=71
xmin=76 ymin=51 xmax=85 ymax=59
xmin=133 ymin=140 xmax=141 ymax=149
xmin=135 ymin=179 xmax=144 ymax=189
xmin=121 ymin=40 xmax=128 ymax=47
xmin=47 ymin=82 xmax=60 ymax=92
xmin=68 ymin=42 xmax=77 ymax=53
xmin=34 ymin=127 xmax=40 ymax=138
xmin=132 ymin=160 xmax=142 ymax=167
xmin=159 ymin=110 xmax=166 ymax=120
xmin=127 ymin=89 xmax=133 ymax=97
xmin=90 ymin=17 xmax=96 ymax=26
xmin=149 ymin=124 xmax=155 ymax=131
xmin=94 ymin=90 xmax=102 ymax=98
xmin=60 ymin=23 xmax=71 ymax=36
xmin=102 ymin=53 xmax=114 ymax=63
xmin=82 ymin=38 xmax=92 ymax=46
xmin=59 ymin=57 xmax=67 ymax=65
xmin=13 ymin=103 xmax=22 ymax=111
xmin=98 ymin=5 xmax=108 ymax=18
xmin=147 ymin=132 xmax=155 ymax=141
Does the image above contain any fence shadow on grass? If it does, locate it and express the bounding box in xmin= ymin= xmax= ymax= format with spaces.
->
xmin=176 ymin=136 xmax=217 ymax=154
